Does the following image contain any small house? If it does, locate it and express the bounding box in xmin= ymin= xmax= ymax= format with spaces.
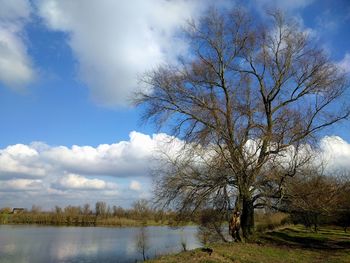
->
xmin=12 ymin=208 xmax=25 ymax=214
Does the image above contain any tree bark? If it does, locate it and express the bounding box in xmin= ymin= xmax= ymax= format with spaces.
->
xmin=240 ymin=194 xmax=254 ymax=239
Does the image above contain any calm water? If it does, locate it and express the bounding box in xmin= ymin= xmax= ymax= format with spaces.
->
xmin=0 ymin=225 xmax=201 ymax=263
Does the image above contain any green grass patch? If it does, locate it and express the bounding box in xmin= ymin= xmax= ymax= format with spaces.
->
xmin=148 ymin=226 xmax=350 ymax=263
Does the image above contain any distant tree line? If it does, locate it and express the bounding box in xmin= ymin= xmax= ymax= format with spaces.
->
xmin=1 ymin=169 xmax=349 ymax=234
xmin=0 ymin=199 xmax=180 ymax=227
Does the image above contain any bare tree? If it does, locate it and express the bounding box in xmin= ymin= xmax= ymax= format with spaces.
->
xmin=281 ymin=165 xmax=343 ymax=232
xmin=135 ymin=9 xmax=349 ymax=239
xmin=83 ymin=203 xmax=91 ymax=215
xmin=132 ymin=199 xmax=151 ymax=223
xmin=331 ymin=172 xmax=350 ymax=232
xmin=95 ymin=201 xmax=107 ymax=217
xmin=31 ymin=205 xmax=42 ymax=214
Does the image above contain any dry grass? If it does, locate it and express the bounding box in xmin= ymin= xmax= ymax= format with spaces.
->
xmin=255 ymin=212 xmax=290 ymax=232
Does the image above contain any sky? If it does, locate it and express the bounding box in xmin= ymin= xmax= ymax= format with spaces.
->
xmin=0 ymin=0 xmax=350 ymax=209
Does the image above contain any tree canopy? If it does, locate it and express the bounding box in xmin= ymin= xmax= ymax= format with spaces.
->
xmin=135 ymin=9 xmax=349 ymax=239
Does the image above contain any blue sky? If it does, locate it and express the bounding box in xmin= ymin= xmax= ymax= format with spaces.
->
xmin=0 ymin=17 xmax=146 ymax=148
xmin=0 ymin=0 xmax=350 ymax=209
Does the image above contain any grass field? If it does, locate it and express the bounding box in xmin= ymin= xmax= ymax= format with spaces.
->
xmin=149 ymin=226 xmax=350 ymax=263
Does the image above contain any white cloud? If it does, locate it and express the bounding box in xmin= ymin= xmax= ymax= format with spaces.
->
xmin=0 ymin=179 xmax=43 ymax=191
xmin=0 ymin=144 xmax=48 ymax=179
xmin=42 ymin=131 xmax=166 ymax=177
xmin=319 ymin=136 xmax=350 ymax=171
xmin=0 ymin=132 xmax=349 ymax=208
xmin=54 ymin=173 xmax=117 ymax=190
xmin=37 ymin=0 xmax=215 ymax=107
xmin=129 ymin=180 xmax=141 ymax=191
xmin=0 ymin=0 xmax=31 ymax=20
xmin=0 ymin=0 xmax=35 ymax=89
xmin=0 ymin=131 xmax=180 ymax=180
xmin=0 ymin=131 xmax=182 ymax=207
xmin=338 ymin=53 xmax=350 ymax=73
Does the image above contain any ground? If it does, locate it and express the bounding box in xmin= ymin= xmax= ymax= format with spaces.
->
xmin=148 ymin=226 xmax=350 ymax=263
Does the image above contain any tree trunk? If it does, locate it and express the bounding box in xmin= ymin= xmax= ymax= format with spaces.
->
xmin=240 ymin=194 xmax=254 ymax=240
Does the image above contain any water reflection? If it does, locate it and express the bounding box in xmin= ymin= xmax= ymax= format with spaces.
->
xmin=0 ymin=225 xmax=201 ymax=263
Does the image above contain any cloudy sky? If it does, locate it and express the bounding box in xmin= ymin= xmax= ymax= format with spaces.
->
xmin=0 ymin=0 xmax=349 ymax=209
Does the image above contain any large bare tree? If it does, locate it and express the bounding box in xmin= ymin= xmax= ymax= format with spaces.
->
xmin=135 ymin=9 xmax=349 ymax=239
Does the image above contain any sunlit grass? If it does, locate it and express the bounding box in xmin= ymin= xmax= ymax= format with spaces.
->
xmin=149 ymin=226 xmax=350 ymax=263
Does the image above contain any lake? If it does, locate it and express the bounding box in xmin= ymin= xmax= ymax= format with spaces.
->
xmin=0 ymin=225 xmax=201 ymax=263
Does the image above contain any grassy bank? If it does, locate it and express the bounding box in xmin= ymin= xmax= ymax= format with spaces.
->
xmin=149 ymin=226 xmax=350 ymax=263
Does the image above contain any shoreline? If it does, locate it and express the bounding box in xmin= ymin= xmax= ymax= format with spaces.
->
xmin=0 ymin=223 xmax=193 ymax=228
xmin=147 ymin=226 xmax=350 ymax=262
xmin=0 ymin=217 xmax=194 ymax=228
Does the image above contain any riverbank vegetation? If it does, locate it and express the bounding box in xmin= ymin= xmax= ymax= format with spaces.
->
xmin=1 ymin=177 xmax=349 ymax=231
xmin=149 ymin=226 xmax=350 ymax=263
xmin=0 ymin=200 xmax=182 ymax=227
xmin=186 ymin=173 xmax=350 ymax=245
